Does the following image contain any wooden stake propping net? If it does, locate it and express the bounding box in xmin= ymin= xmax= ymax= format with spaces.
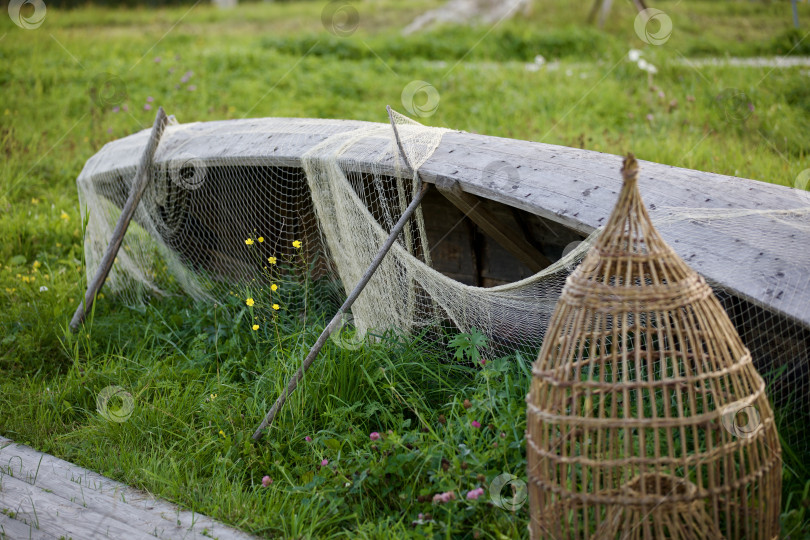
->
xmin=526 ymin=154 xmax=782 ymax=539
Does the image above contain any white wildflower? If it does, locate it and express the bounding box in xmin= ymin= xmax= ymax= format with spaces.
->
xmin=637 ymin=59 xmax=658 ymax=74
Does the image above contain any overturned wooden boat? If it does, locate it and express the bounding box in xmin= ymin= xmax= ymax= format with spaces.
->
xmin=77 ymin=116 xmax=810 ymax=439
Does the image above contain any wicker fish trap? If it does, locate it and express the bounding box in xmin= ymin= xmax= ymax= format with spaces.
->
xmin=526 ymin=155 xmax=782 ymax=539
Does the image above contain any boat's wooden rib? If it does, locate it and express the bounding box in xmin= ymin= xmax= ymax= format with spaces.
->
xmin=78 ymin=117 xmax=810 ymax=328
xmin=435 ymin=178 xmax=552 ymax=272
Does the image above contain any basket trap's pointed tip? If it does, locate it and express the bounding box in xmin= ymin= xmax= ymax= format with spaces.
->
xmin=621 ymin=153 xmax=639 ymax=184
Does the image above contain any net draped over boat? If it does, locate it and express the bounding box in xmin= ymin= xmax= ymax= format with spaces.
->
xmin=76 ymin=112 xmax=810 ymax=454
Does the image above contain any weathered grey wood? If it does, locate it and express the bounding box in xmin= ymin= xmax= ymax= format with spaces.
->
xmin=0 ymin=473 xmax=156 ymax=540
xmin=70 ymin=107 xmax=168 ymax=331
xmin=0 ymin=456 xmax=214 ymax=540
xmin=0 ymin=437 xmax=256 ymax=540
xmin=436 ymin=178 xmax=552 ymax=272
xmin=588 ymin=0 xmax=645 ymax=26
xmin=598 ymin=0 xmax=613 ymax=27
xmin=632 ymin=0 xmax=649 ymax=12
xmin=0 ymin=511 xmax=57 ymax=540
xmin=76 ymin=117 xmax=810 ymax=328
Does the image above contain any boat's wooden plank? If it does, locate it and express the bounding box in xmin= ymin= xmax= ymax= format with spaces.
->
xmin=0 ymin=472 xmax=156 ymax=540
xmin=436 ymin=179 xmax=552 ymax=272
xmin=0 ymin=511 xmax=57 ymax=540
xmin=0 ymin=437 xmax=255 ymax=540
xmin=424 ymin=132 xmax=804 ymax=232
xmin=77 ymin=117 xmax=810 ymax=327
xmin=80 ymin=118 xmax=367 ymax=180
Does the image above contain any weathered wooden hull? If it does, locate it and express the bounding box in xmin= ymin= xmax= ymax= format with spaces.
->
xmin=78 ymin=117 xmax=810 ymax=376
xmin=79 ymin=117 xmax=810 ymax=327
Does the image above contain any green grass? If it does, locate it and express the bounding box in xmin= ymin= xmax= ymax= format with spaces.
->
xmin=5 ymin=289 xmax=534 ymax=538
xmin=2 ymin=0 xmax=810 ymax=538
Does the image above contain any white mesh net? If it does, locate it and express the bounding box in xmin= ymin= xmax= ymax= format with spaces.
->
xmin=76 ymin=111 xmax=810 ymax=454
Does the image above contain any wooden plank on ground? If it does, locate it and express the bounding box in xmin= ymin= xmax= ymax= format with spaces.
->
xmin=0 ymin=473 xmax=155 ymax=540
xmin=0 ymin=437 xmax=255 ymax=540
xmin=0 ymin=510 xmax=57 ymax=540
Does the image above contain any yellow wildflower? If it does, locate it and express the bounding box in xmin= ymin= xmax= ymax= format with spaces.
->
xmin=252 ymin=324 xmax=259 ymax=331
xmin=257 ymin=237 xmax=264 ymax=243
xmin=31 ymin=198 xmax=39 ymax=205
xmin=246 ymin=298 xmax=255 ymax=307
xmin=268 ymin=256 xmax=277 ymax=265
xmin=60 ymin=211 xmax=70 ymax=221
xmin=245 ymin=238 xmax=254 ymax=245
xmin=272 ymin=304 xmax=280 ymax=311
xmin=210 ymin=393 xmax=217 ymax=400
xmin=292 ymin=240 xmax=302 ymax=249
xmin=33 ymin=261 xmax=41 ymax=269
xmin=219 ymin=430 xmax=225 ymax=437
xmin=271 ymin=284 xmax=278 ymax=291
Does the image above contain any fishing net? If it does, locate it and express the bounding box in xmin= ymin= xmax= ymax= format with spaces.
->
xmin=76 ymin=111 xmax=810 ymax=455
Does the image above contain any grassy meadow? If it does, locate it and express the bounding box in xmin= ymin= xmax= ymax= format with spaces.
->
xmin=1 ymin=0 xmax=810 ymax=537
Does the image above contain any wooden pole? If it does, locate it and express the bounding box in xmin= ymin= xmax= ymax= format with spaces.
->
xmin=251 ymin=106 xmax=427 ymax=440
xmin=793 ymin=0 xmax=800 ymax=28
xmin=70 ymin=107 xmax=169 ymax=332
xmin=588 ymin=0 xmax=647 ymax=26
